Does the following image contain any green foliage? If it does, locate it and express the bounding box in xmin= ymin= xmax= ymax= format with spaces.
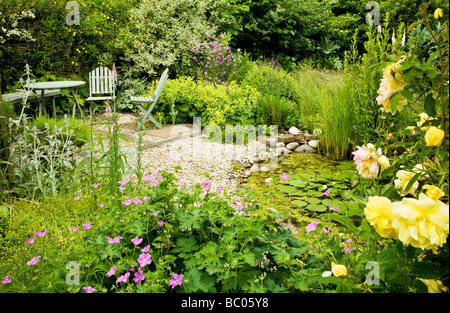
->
xmin=148 ymin=76 xmax=261 ymax=128
xmin=117 ymin=0 xmax=229 ymax=91
xmin=0 ymin=170 xmax=316 ymax=293
xmin=0 ymin=0 xmax=136 ymax=91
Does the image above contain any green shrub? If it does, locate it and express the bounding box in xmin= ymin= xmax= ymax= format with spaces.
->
xmin=242 ymin=60 xmax=299 ymax=99
xmin=147 ymin=77 xmax=261 ymax=128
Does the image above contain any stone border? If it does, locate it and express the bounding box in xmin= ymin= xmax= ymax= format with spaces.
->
xmin=237 ymin=126 xmax=319 ymax=179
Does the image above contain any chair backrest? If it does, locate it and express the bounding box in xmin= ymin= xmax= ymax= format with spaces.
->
xmin=89 ymin=67 xmax=113 ymax=97
xmin=151 ymin=68 xmax=169 ymax=104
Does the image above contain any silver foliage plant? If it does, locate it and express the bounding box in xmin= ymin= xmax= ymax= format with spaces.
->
xmin=7 ymin=114 xmax=79 ymax=200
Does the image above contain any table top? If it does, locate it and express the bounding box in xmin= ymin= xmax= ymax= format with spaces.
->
xmin=24 ymin=81 xmax=86 ymax=90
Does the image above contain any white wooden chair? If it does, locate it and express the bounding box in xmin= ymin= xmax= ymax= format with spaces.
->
xmin=85 ymin=67 xmax=116 ymax=120
xmin=131 ymin=68 xmax=169 ymax=130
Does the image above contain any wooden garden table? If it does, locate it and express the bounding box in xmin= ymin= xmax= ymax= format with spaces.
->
xmin=24 ymin=81 xmax=86 ymax=122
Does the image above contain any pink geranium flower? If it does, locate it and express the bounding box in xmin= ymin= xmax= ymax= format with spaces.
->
xmin=134 ymin=271 xmax=145 ymax=284
xmin=1 ymin=276 xmax=11 ymax=285
xmin=90 ymin=184 xmax=99 ymax=188
xmin=97 ymin=203 xmax=106 ymax=207
xmin=106 ymin=266 xmax=117 ymax=277
xmin=280 ymin=172 xmax=289 ymax=181
xmin=322 ymin=188 xmax=332 ymax=197
xmin=151 ymin=210 xmax=160 ymax=216
xmin=70 ymin=227 xmax=79 ymax=232
xmin=116 ymin=272 xmax=130 ymax=283
xmin=143 ymin=175 xmax=154 ymax=181
xmin=203 ymin=181 xmax=211 ymax=190
xmin=83 ymin=221 xmax=91 ymax=230
xmin=234 ymin=204 xmax=244 ymax=210
xmin=24 ymin=236 xmax=35 ymax=245
xmin=26 ymin=256 xmax=40 ymax=266
xmin=169 ymin=273 xmax=183 ymax=289
xmin=131 ymin=237 xmax=143 ymax=245
xmin=118 ymin=179 xmax=130 ymax=185
xmin=141 ymin=245 xmax=150 ymax=253
xmin=106 ymin=236 xmax=122 ymax=244
xmin=179 ymin=181 xmax=187 ymax=188
xmin=137 ymin=253 xmax=152 ymax=267
xmin=157 ymin=221 xmax=166 ymax=226
xmin=83 ymin=286 xmax=96 ymax=293
xmin=122 ymin=199 xmax=132 ymax=206
xmin=73 ymin=196 xmax=81 ymax=200
xmin=34 ymin=230 xmax=47 ymax=237
xmin=306 ymin=221 xmax=318 ymax=233
xmin=322 ymin=227 xmax=331 ymax=234
xmin=344 ymin=248 xmax=354 ymax=253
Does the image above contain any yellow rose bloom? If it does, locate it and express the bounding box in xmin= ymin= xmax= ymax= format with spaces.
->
xmin=331 ymin=262 xmax=348 ymax=277
xmin=365 ymin=196 xmax=398 ymax=239
xmin=434 ymin=8 xmax=443 ymax=19
xmin=394 ymin=170 xmax=419 ymax=196
xmin=425 ymin=127 xmax=445 ymax=147
xmin=376 ymin=58 xmax=407 ymax=114
xmin=377 ymin=155 xmax=390 ymax=172
xmin=418 ymin=278 xmax=448 ymax=293
xmin=417 ymin=112 xmax=434 ymax=130
xmin=391 ymin=193 xmax=449 ymax=250
xmin=423 ymin=185 xmax=445 ymax=200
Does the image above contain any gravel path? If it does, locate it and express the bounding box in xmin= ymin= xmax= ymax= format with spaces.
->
xmin=88 ymin=113 xmax=265 ymax=206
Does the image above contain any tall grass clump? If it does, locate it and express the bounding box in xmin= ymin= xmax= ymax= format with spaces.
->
xmin=291 ymin=63 xmax=343 ymax=132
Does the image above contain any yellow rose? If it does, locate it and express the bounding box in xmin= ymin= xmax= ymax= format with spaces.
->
xmin=412 ymin=163 xmax=429 ymax=180
xmin=365 ymin=196 xmax=398 ymax=239
xmin=418 ymin=278 xmax=448 ymax=293
xmin=331 ymin=262 xmax=348 ymax=277
xmin=423 ymin=185 xmax=445 ymax=200
xmin=377 ymin=155 xmax=390 ymax=172
xmin=425 ymin=127 xmax=445 ymax=147
xmin=434 ymin=8 xmax=443 ymax=19
xmin=376 ymin=58 xmax=407 ymax=114
xmin=391 ymin=193 xmax=449 ymax=250
xmin=417 ymin=112 xmax=433 ymax=130
xmin=394 ymin=170 xmax=419 ymax=196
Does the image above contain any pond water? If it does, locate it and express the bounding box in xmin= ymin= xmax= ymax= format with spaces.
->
xmin=242 ymin=153 xmax=364 ymax=236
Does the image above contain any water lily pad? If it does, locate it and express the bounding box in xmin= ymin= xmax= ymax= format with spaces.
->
xmin=307 ymin=204 xmax=327 ymax=212
xmin=306 ymin=198 xmax=321 ymax=204
xmin=288 ymin=179 xmax=308 ymax=188
xmin=278 ymin=185 xmax=305 ymax=196
xmin=291 ymin=200 xmax=308 ymax=208
xmin=306 ymin=190 xmax=325 ymax=197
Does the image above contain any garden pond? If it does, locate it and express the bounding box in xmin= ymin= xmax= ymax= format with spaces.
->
xmin=242 ymin=153 xmax=365 ymax=239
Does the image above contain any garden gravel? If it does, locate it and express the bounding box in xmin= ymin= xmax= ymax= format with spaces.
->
xmin=87 ymin=113 xmax=267 ymax=207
